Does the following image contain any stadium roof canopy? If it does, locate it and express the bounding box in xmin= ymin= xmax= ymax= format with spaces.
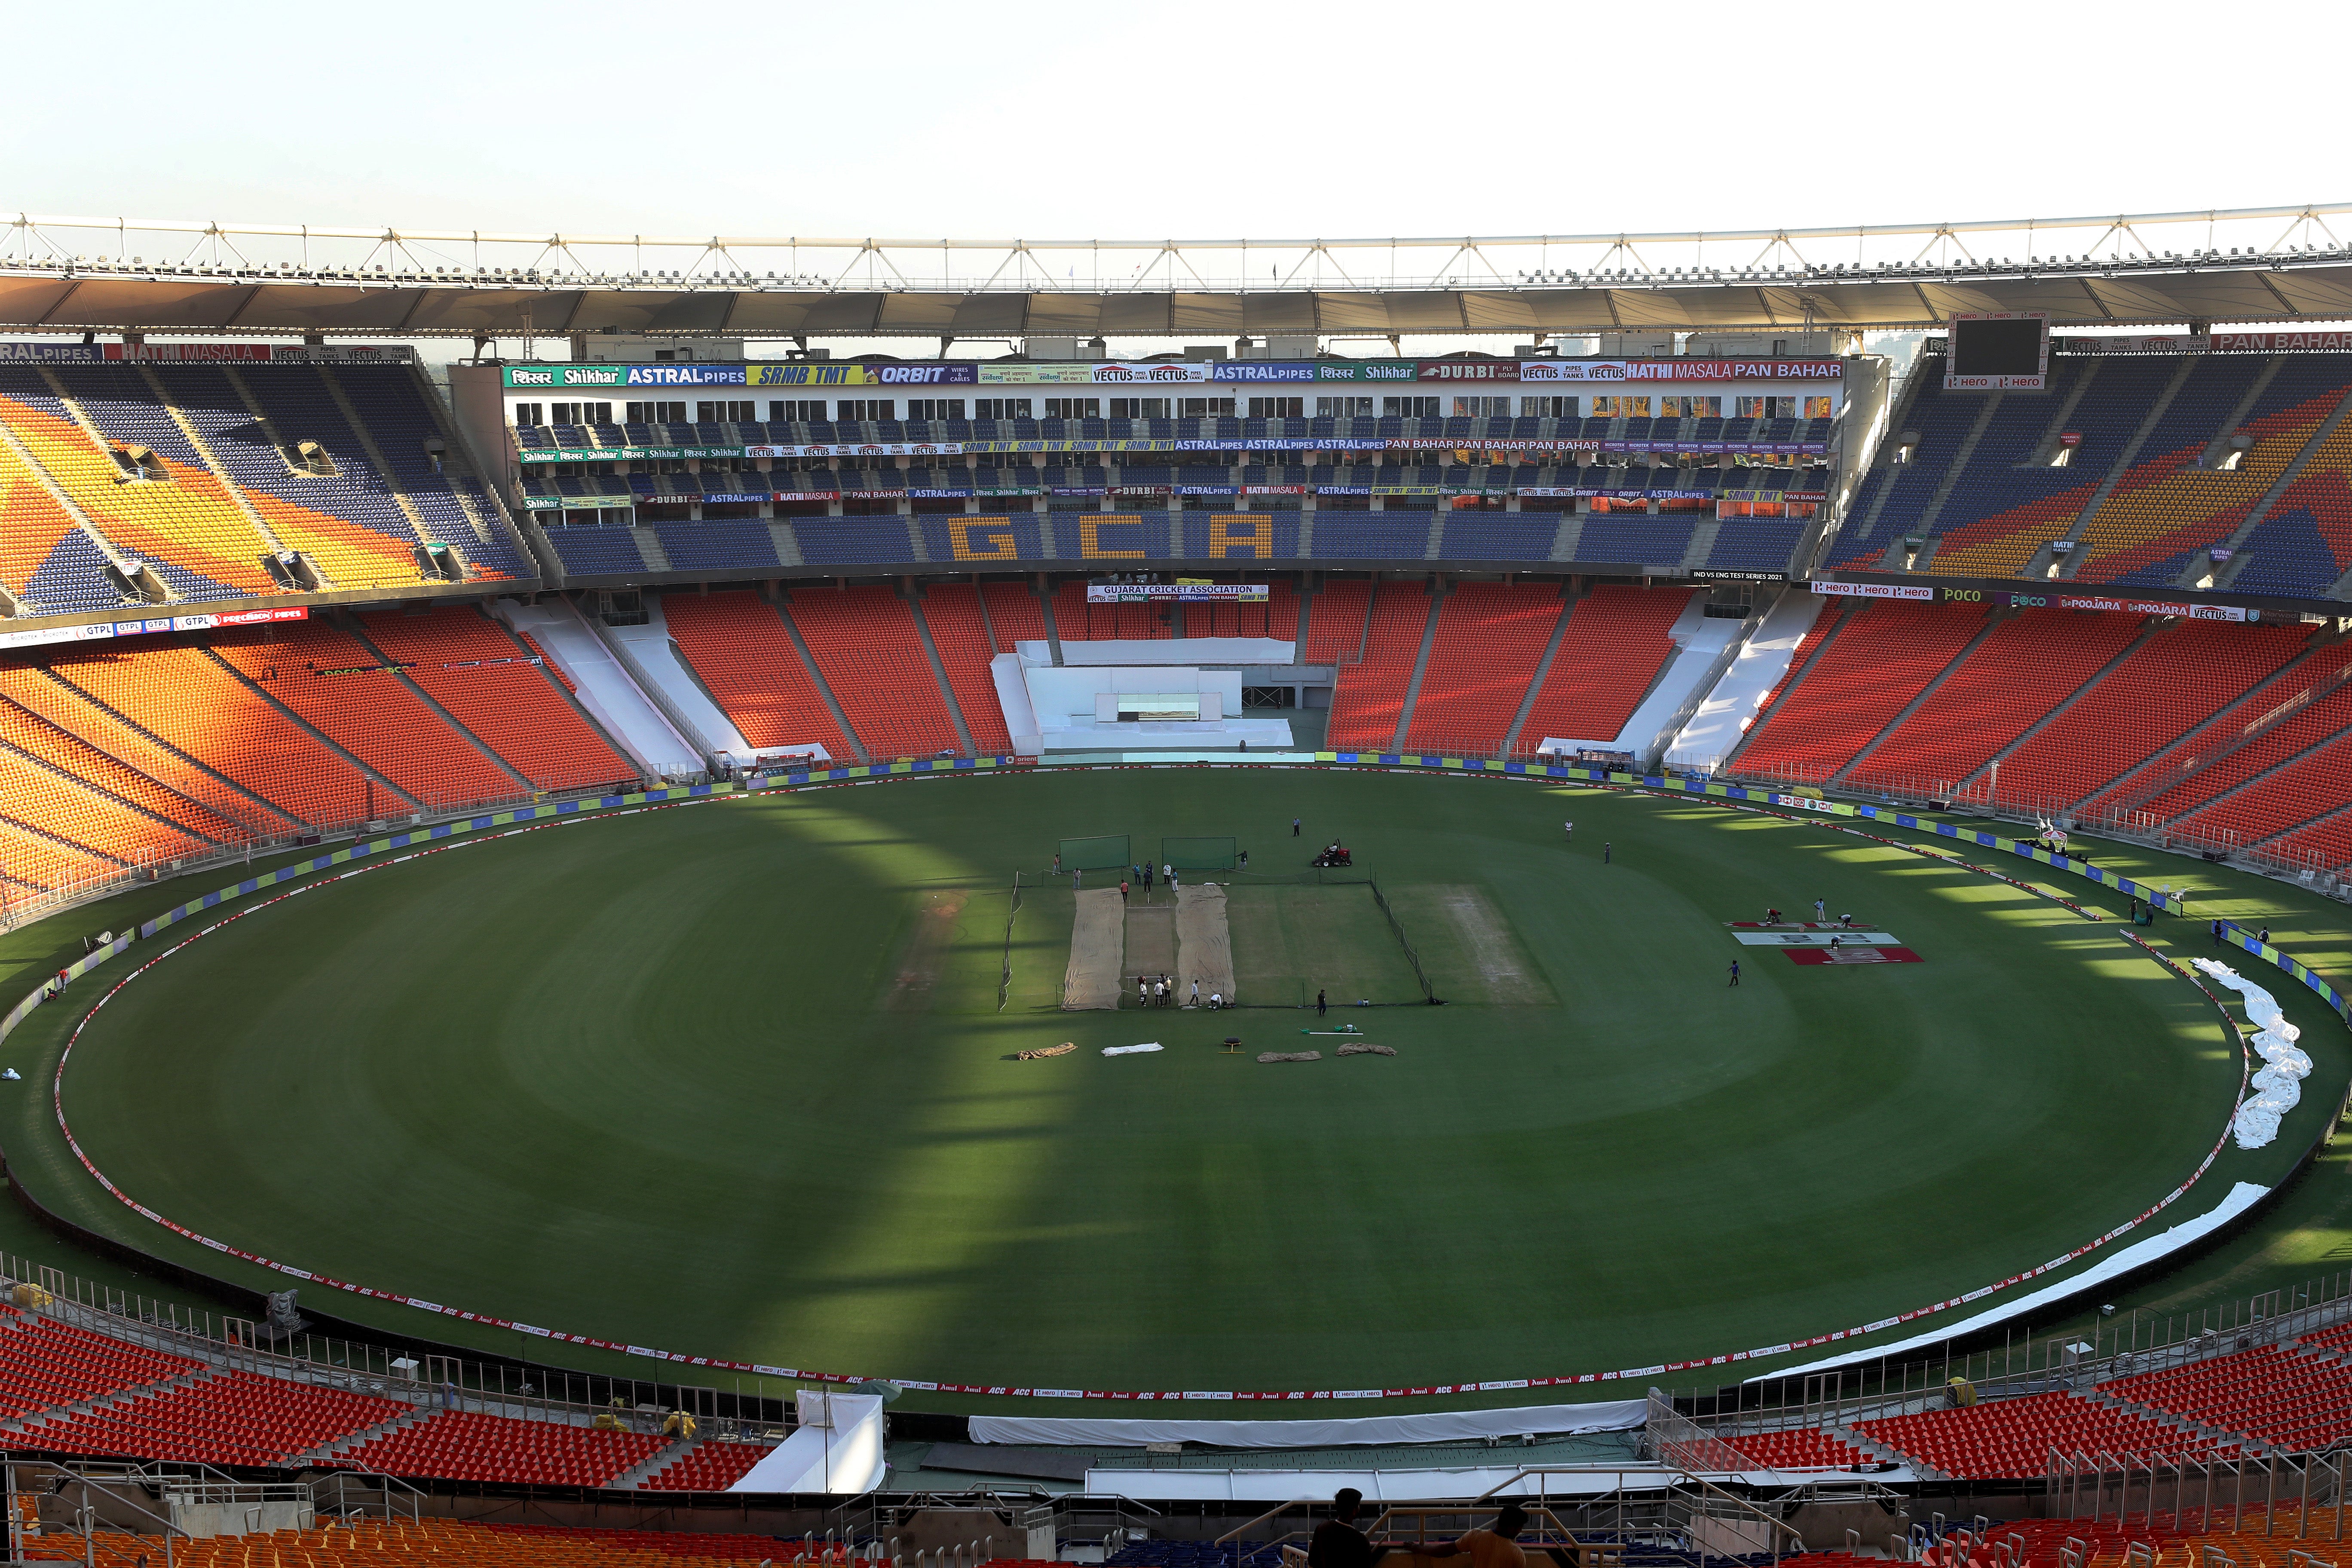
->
xmin=3 ymin=203 xmax=2349 ymax=339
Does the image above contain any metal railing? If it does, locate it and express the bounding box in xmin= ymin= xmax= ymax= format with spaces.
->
xmin=1724 ymin=760 xmax=2350 ymax=889
xmin=2 ymin=1259 xmax=796 ymax=1445
xmin=1669 ymin=1269 xmax=2352 ymax=1444
xmin=2048 ymin=1449 xmax=2352 ymax=1540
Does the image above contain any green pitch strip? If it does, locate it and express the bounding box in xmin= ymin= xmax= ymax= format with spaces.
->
xmin=5 ymin=769 xmax=2340 ymax=1404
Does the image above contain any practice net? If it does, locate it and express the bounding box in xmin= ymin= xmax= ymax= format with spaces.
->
xmin=1057 ymin=834 xmax=1130 ymax=871
xmin=1161 ymin=835 xmax=1238 ymax=870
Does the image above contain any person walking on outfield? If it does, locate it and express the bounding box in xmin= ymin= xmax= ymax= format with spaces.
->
xmin=1317 ymin=988 xmax=1327 ymax=1017
xmin=1603 ymin=842 xmax=1611 ymax=864
xmin=2212 ymin=918 xmax=2224 ymax=946
xmin=1563 ymin=820 xmax=1573 ymax=841
xmin=1121 ymin=879 xmax=1130 ymax=905
xmin=1728 ymin=960 xmax=1740 ymax=987
xmin=1238 ymin=849 xmax=1248 ymax=870
xmin=1293 ymin=817 xmax=1302 ymax=837
xmin=1814 ymin=897 xmax=1826 ymax=922
xmin=1167 ymin=864 xmax=1179 ymax=890
xmin=1191 ymin=979 xmax=1200 ymax=1007
xmin=1137 ymin=976 xmax=1149 ymax=1008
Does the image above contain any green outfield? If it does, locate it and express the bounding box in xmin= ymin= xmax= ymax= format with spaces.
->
xmin=5 ymin=767 xmax=2347 ymax=1405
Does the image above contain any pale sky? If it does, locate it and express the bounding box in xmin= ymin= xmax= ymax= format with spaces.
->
xmin=5 ymin=0 xmax=2339 ymax=244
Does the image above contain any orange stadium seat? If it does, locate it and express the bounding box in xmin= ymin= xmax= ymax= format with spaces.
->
xmin=357 ymin=610 xmax=637 ymax=792
xmin=1401 ymin=582 xmax=1564 ymax=755
xmin=211 ymin=624 xmax=517 ymax=809
xmin=1515 ymin=585 xmax=1698 ymax=753
xmin=1847 ymin=607 xmax=2147 ymax=798
xmin=786 ymin=586 xmax=963 ymax=759
xmin=1302 ymin=579 xmax=1372 ymax=665
xmin=1736 ymin=600 xmax=1988 ymax=784
xmin=49 ymin=642 xmax=395 ymax=828
xmin=1326 ymin=581 xmax=1431 ymax=749
xmin=661 ymin=590 xmax=856 ymax=760
xmin=920 ymin=585 xmax=1014 ymax=753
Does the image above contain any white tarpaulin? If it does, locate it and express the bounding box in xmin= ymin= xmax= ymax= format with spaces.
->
xmin=1763 ymin=1181 xmax=2270 ymax=1379
xmin=2194 ymin=958 xmax=2313 ymax=1149
xmin=972 ymin=1398 xmax=1647 ymax=1449
xmin=729 ymin=1393 xmax=885 ymax=1494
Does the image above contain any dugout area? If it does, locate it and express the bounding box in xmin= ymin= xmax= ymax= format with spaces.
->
xmin=9 ymin=766 xmax=2338 ymax=1403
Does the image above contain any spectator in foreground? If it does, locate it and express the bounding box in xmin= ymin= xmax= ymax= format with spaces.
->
xmin=1308 ymin=1488 xmax=1373 ymax=1568
xmin=1376 ymin=1504 xmax=1529 ymax=1568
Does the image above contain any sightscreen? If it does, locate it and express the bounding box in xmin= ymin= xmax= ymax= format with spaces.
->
xmin=1058 ymin=834 xmax=1131 ymax=871
xmin=1946 ymin=312 xmax=2049 ymax=391
xmin=1161 ymin=836 xmax=1238 ymax=870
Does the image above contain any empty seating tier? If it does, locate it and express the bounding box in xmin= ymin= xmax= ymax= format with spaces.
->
xmin=0 ymin=1311 xmax=199 ymax=1421
xmin=919 ymin=585 xmax=1012 ymax=753
xmin=2102 ymin=1342 xmax=2352 ymax=1453
xmin=1991 ymin=622 xmax=2312 ymax=811
xmin=787 ymin=587 xmax=963 ymax=760
xmin=24 ymin=1368 xmax=406 ymax=1467
xmin=636 ymin=1438 xmax=774 ymax=1491
xmin=661 ymin=591 xmax=857 ymax=761
xmin=211 ymin=625 xmax=514 ymax=808
xmin=50 ymin=643 xmax=395 ymax=828
xmin=1736 ymin=600 xmax=1988 ymax=784
xmin=1401 ymin=582 xmax=1564 ymax=754
xmin=980 ymin=582 xmax=1047 ymax=650
xmin=358 ymin=611 xmax=636 ymax=792
xmin=1514 ymin=586 xmax=1697 ymax=753
xmin=150 ymin=365 xmax=433 ymax=593
xmin=1326 ymin=581 xmax=1431 ymax=750
xmin=1847 ymin=608 xmax=2147 ymax=796
xmin=0 ymin=371 xmax=275 ymax=599
xmin=336 ymin=1409 xmax=665 ymax=1487
xmin=1854 ymin=1390 xmax=2233 ymax=1479
xmin=1302 ymin=579 xmax=1372 ymax=665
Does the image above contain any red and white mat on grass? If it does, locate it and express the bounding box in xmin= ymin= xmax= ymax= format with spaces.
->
xmin=1785 ymin=945 xmax=1924 ymax=965
xmin=1732 ymin=930 xmax=1902 ymax=946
